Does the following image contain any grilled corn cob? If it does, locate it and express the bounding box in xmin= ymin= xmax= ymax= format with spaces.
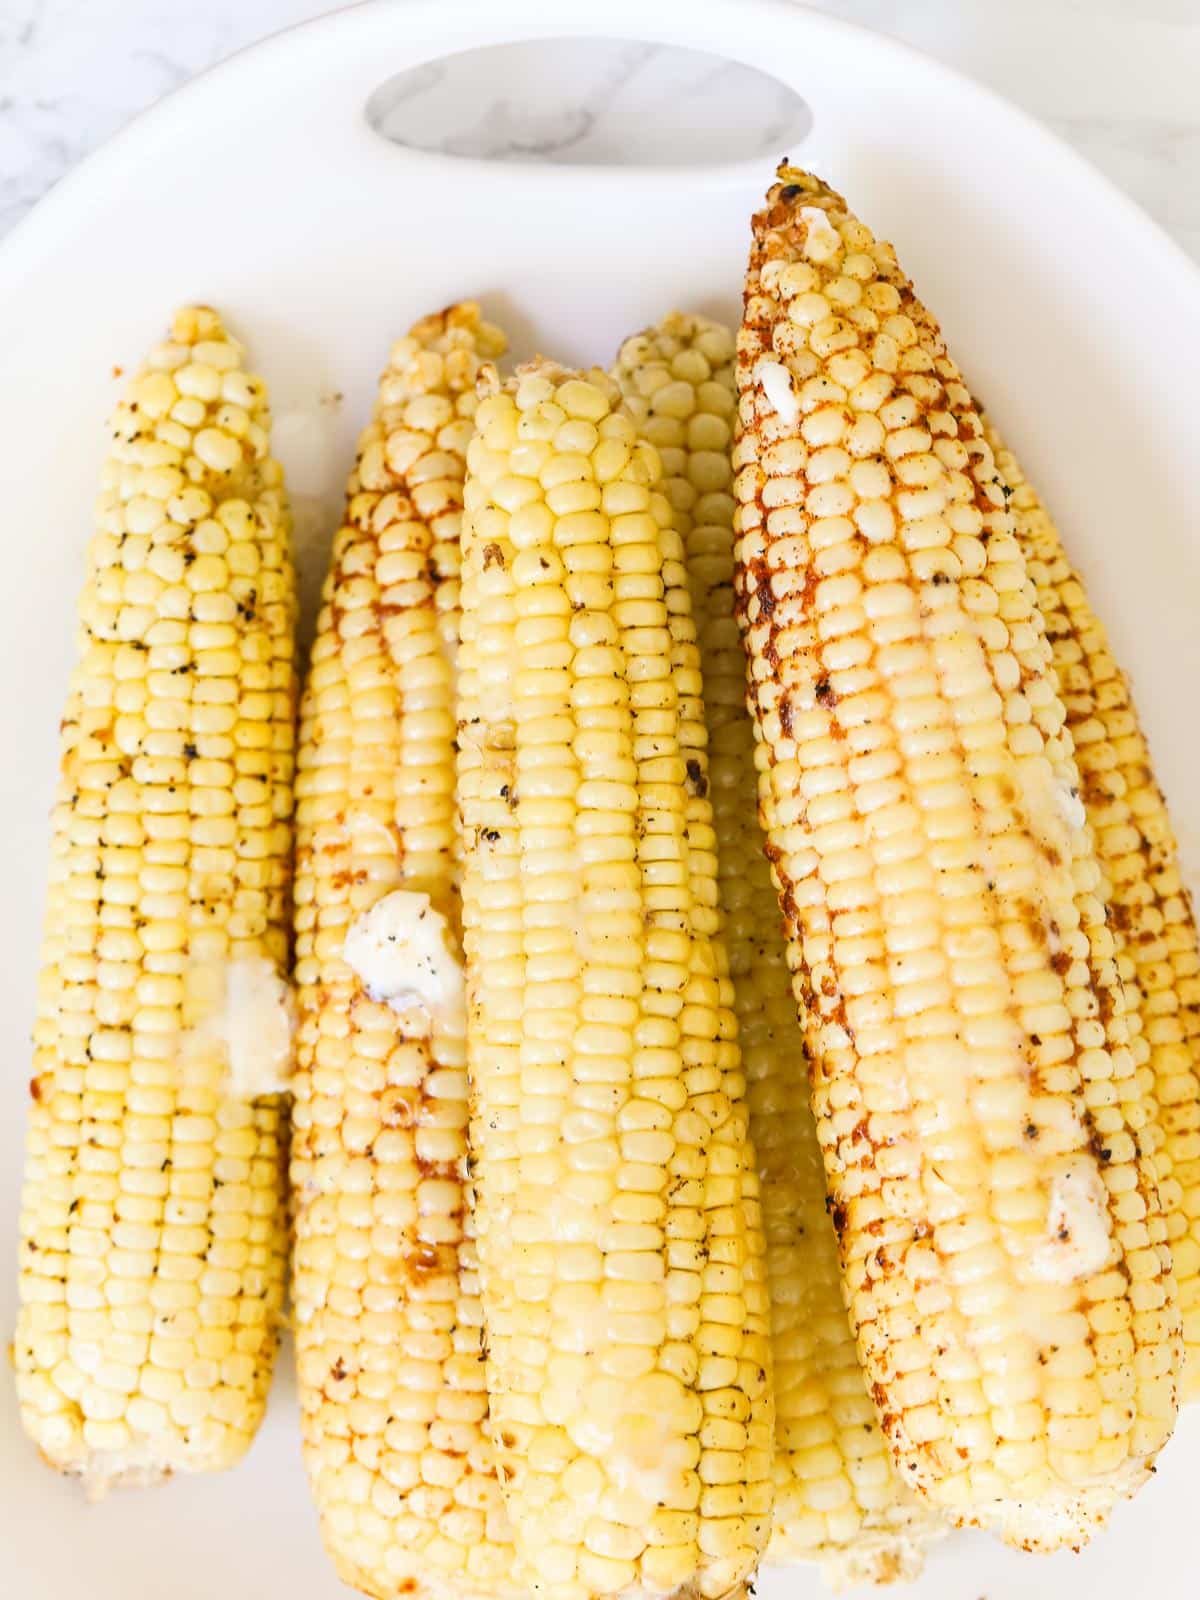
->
xmin=458 ymin=362 xmax=773 ymax=1600
xmin=15 ymin=306 xmax=296 ymax=1490
xmin=290 ymin=304 xmax=524 ymax=1600
xmin=733 ymin=169 xmax=1180 ymax=1550
xmin=983 ymin=416 xmax=1200 ymax=1396
xmin=616 ymin=312 xmax=940 ymax=1585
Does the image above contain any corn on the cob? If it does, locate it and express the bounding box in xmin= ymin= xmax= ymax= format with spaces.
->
xmin=616 ymin=312 xmax=941 ymax=1585
xmin=290 ymin=304 xmax=525 ymax=1600
xmin=982 ymin=416 xmax=1200 ymax=1397
xmin=733 ymin=168 xmax=1180 ymax=1550
xmin=15 ymin=306 xmax=296 ymax=1490
xmin=457 ymin=362 xmax=773 ymax=1600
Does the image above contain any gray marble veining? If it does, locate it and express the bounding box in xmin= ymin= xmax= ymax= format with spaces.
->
xmin=1 ymin=0 xmax=1198 ymax=262
xmin=366 ymin=39 xmax=810 ymax=165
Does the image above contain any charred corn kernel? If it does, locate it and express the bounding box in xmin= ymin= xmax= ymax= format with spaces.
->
xmin=734 ymin=169 xmax=1180 ymax=1552
xmin=16 ymin=306 xmax=296 ymax=1492
xmin=459 ymin=362 xmax=773 ymax=1600
xmin=617 ymin=312 xmax=941 ymax=1585
xmin=290 ymin=304 xmax=523 ymax=1600
xmin=983 ymin=416 xmax=1200 ymax=1397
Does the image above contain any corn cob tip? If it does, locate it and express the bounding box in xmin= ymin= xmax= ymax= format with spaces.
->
xmin=476 ymin=360 xmax=502 ymax=399
xmin=403 ymin=298 xmax=507 ymax=358
xmin=613 ymin=310 xmax=736 ymax=381
xmin=983 ymin=1474 xmax=1144 ymax=1555
xmin=768 ymin=164 xmax=837 ymax=202
xmin=751 ymin=170 xmax=853 ymax=280
xmin=815 ymin=1529 xmax=931 ymax=1590
xmin=499 ymin=355 xmax=579 ymax=408
xmin=168 ymin=303 xmax=228 ymax=345
xmin=506 ymin=355 xmax=618 ymax=404
xmin=511 ymin=354 xmax=566 ymax=379
xmin=382 ymin=301 xmax=507 ymax=409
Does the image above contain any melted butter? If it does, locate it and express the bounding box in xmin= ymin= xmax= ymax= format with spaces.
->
xmin=1029 ymin=1156 xmax=1116 ymax=1284
xmin=184 ymin=956 xmax=295 ymax=1096
xmin=341 ymin=889 xmax=465 ymax=1032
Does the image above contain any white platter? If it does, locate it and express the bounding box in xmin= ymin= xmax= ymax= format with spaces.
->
xmin=2 ymin=1 xmax=1199 ymax=1595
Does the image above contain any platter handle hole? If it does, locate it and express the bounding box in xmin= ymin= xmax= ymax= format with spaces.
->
xmin=365 ymin=37 xmax=812 ymax=167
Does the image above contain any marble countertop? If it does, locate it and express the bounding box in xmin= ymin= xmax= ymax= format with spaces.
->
xmin=2 ymin=0 xmax=1198 ymax=265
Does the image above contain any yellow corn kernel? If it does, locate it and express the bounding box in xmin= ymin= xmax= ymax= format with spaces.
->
xmin=290 ymin=303 xmax=524 ymax=1600
xmin=616 ymin=311 xmax=943 ymax=1585
xmin=984 ymin=414 xmax=1200 ymax=1398
xmin=734 ymin=168 xmax=1180 ymax=1552
xmin=16 ymin=305 xmax=295 ymax=1493
xmin=459 ymin=362 xmax=773 ymax=1600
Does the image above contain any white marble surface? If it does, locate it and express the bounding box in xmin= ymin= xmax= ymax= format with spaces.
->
xmin=1 ymin=0 xmax=1198 ymax=263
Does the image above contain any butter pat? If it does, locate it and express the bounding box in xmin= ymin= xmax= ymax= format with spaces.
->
xmin=757 ymin=359 xmax=800 ymax=427
xmin=1055 ymin=779 xmax=1088 ymax=837
xmin=225 ymin=959 xmax=296 ymax=1095
xmin=1029 ymin=1157 xmax=1116 ymax=1284
xmin=342 ymin=889 xmax=465 ymax=1031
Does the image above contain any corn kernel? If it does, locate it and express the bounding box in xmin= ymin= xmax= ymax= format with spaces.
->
xmin=733 ymin=169 xmax=1180 ymax=1551
xmin=16 ymin=304 xmax=294 ymax=1491
xmin=290 ymin=304 xmax=525 ymax=1600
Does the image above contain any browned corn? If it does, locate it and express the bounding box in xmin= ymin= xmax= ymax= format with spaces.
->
xmin=733 ymin=167 xmax=1180 ymax=1551
xmin=16 ymin=306 xmax=295 ymax=1491
xmin=615 ymin=311 xmax=942 ymax=1584
xmin=458 ymin=362 xmax=773 ymax=1600
xmin=984 ymin=416 xmax=1200 ymax=1398
xmin=290 ymin=304 xmax=526 ymax=1600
